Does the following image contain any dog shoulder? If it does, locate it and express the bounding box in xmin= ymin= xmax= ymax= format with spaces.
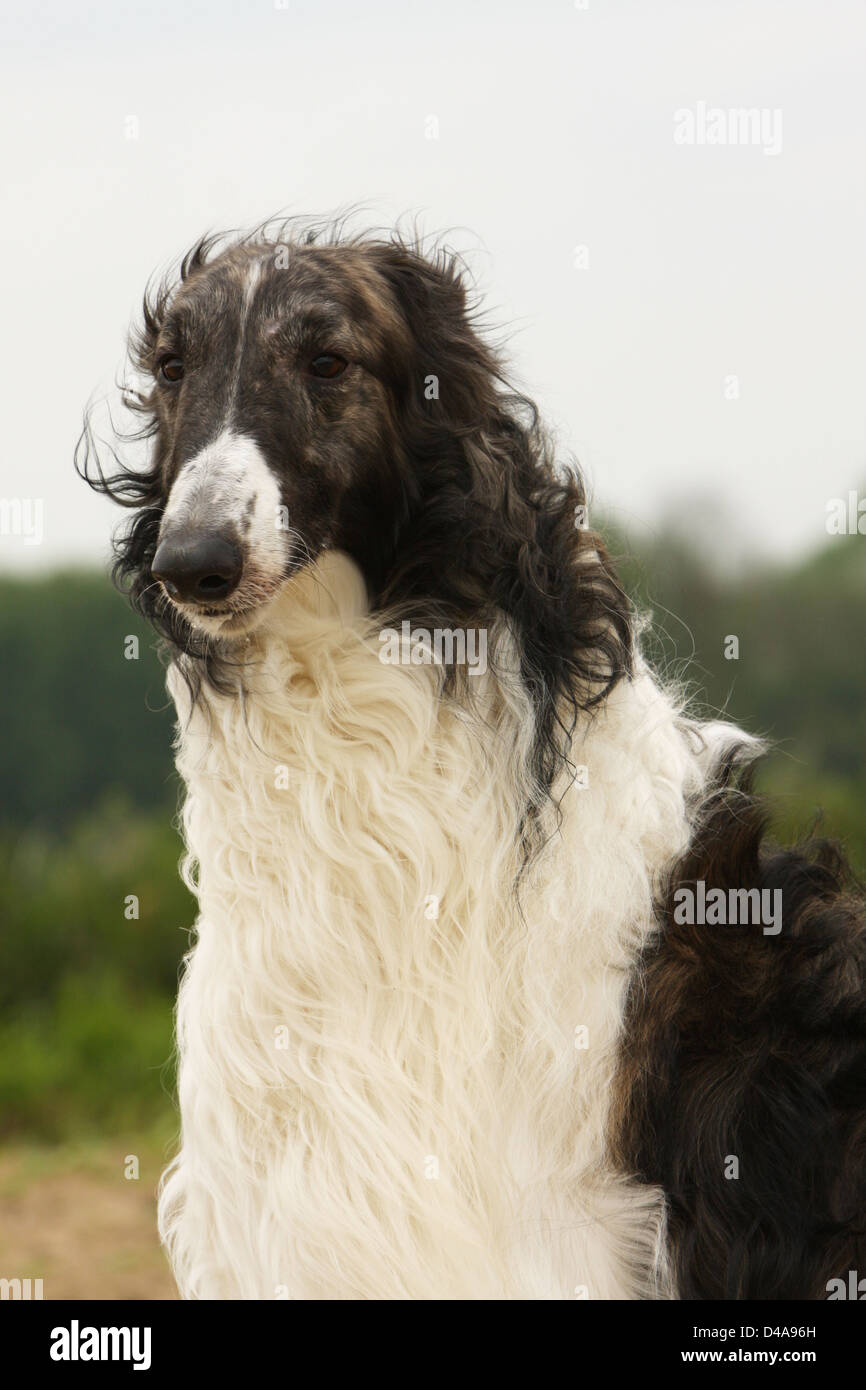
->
xmin=614 ymin=735 xmax=866 ymax=1299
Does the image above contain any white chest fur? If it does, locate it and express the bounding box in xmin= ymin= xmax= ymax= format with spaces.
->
xmin=158 ymin=553 xmax=705 ymax=1299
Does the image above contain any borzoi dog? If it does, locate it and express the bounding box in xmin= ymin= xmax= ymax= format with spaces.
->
xmin=79 ymin=222 xmax=866 ymax=1299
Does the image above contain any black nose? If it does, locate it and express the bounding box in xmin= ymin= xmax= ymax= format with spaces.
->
xmin=152 ymin=532 xmax=243 ymax=605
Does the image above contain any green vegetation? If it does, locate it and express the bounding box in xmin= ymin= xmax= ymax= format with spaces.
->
xmin=611 ymin=525 xmax=866 ymax=861
xmin=0 ymin=533 xmax=863 ymax=1141
xmin=0 ymin=572 xmax=176 ymax=832
xmin=0 ymin=802 xmax=191 ymax=1141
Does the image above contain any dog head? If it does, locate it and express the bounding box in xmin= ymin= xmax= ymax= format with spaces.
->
xmin=108 ymin=230 xmax=495 ymax=643
xmin=79 ymin=221 xmax=632 ymax=814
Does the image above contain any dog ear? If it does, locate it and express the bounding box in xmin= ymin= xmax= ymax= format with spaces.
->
xmin=366 ymin=241 xmax=501 ymax=427
xmin=372 ymin=244 xmax=633 ymax=819
xmin=368 ymin=240 xmax=469 ymax=338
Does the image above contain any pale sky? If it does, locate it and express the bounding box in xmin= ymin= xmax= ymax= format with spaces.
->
xmin=2 ymin=0 xmax=864 ymax=572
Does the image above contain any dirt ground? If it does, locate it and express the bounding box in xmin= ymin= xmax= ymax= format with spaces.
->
xmin=0 ymin=1140 xmax=177 ymax=1300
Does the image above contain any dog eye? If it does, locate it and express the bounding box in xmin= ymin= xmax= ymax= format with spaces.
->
xmin=307 ymin=353 xmax=347 ymax=380
xmin=158 ymin=356 xmax=185 ymax=383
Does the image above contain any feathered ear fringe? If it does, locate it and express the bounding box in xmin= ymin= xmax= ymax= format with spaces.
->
xmin=368 ymin=240 xmax=634 ymax=830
